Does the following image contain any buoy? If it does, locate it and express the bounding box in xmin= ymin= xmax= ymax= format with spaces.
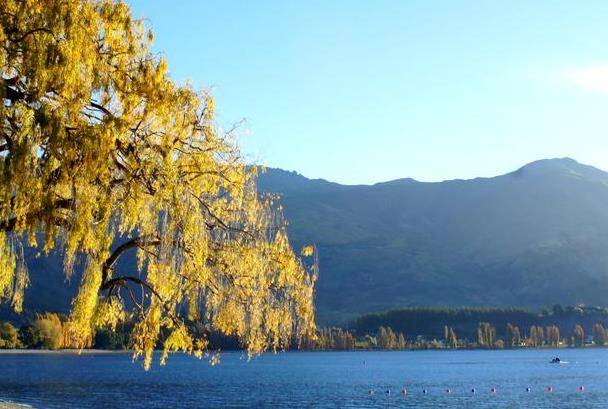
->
xmin=446 ymin=388 xmax=451 ymax=394
xmin=471 ymin=388 xmax=476 ymax=394
xmin=491 ymin=387 xmax=497 ymax=394
xmin=401 ymin=388 xmax=407 ymax=395
xmin=547 ymin=386 xmax=553 ymax=393
xmin=526 ymin=387 xmax=531 ymax=392
xmin=386 ymin=389 xmax=390 ymax=395
xmin=423 ymin=389 xmax=428 ymax=394
xmin=368 ymin=389 xmax=374 ymax=395
xmin=579 ymin=385 xmax=584 ymax=392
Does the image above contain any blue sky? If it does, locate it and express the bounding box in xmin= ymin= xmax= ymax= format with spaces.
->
xmin=127 ymin=1 xmax=608 ymax=184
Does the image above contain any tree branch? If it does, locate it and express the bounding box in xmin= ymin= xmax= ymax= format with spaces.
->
xmin=101 ymin=236 xmax=160 ymax=285
xmin=0 ymin=199 xmax=74 ymax=231
xmin=100 ymin=275 xmax=181 ymax=326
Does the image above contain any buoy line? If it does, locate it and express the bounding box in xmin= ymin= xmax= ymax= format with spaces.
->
xmin=367 ymin=385 xmax=587 ymax=396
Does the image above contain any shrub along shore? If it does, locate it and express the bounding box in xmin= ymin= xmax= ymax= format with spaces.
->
xmin=311 ymin=305 xmax=608 ymax=350
xmin=2 ymin=305 xmax=608 ymax=352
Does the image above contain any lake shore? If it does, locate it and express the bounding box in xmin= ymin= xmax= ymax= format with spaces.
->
xmin=0 ymin=349 xmax=129 ymax=355
xmin=0 ymin=401 xmax=32 ymax=409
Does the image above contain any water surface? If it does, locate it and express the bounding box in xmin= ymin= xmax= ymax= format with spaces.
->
xmin=1 ymin=349 xmax=607 ymax=408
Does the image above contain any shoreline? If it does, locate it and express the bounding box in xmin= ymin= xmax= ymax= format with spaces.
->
xmin=0 ymin=401 xmax=32 ymax=409
xmin=0 ymin=349 xmax=130 ymax=355
xmin=0 ymin=347 xmax=592 ymax=355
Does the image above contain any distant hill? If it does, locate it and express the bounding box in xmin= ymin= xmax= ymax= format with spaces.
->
xmin=257 ymin=158 xmax=608 ymax=324
xmin=354 ymin=306 xmax=608 ymax=341
xmin=5 ymin=157 xmax=608 ymax=327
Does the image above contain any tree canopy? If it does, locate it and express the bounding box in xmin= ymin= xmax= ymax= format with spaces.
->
xmin=0 ymin=0 xmax=316 ymax=368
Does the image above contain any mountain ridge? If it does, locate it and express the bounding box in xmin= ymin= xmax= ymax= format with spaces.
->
xmin=264 ymin=157 xmax=608 ymax=187
xmin=257 ymin=157 xmax=608 ymax=324
xmin=4 ymin=157 xmax=608 ymax=326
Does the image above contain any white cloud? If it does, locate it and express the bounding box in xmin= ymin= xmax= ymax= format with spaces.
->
xmin=564 ymin=65 xmax=608 ymax=94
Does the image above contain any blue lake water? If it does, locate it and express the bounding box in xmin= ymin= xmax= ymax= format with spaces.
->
xmin=1 ymin=349 xmax=607 ymax=408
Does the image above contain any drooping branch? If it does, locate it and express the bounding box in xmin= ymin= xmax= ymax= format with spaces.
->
xmin=101 ymin=236 xmax=160 ymax=285
xmin=100 ymin=275 xmax=152 ymax=293
xmin=100 ymin=274 xmax=181 ymax=326
xmin=7 ymin=27 xmax=57 ymax=43
xmin=0 ymin=198 xmax=74 ymax=232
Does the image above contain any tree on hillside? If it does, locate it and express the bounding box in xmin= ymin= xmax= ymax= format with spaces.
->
xmin=0 ymin=0 xmax=316 ymax=369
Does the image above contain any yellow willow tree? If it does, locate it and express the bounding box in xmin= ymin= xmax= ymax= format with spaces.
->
xmin=0 ymin=0 xmax=316 ymax=368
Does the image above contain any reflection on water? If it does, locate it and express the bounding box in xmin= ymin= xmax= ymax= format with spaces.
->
xmin=1 ymin=349 xmax=607 ymax=408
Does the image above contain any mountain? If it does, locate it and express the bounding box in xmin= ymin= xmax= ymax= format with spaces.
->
xmin=257 ymin=158 xmax=608 ymax=324
xmin=5 ymin=157 xmax=608 ymax=326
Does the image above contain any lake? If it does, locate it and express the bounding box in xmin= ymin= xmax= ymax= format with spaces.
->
xmin=1 ymin=349 xmax=607 ymax=408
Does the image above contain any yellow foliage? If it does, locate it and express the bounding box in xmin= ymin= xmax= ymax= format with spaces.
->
xmin=0 ymin=0 xmax=316 ymax=368
xmin=300 ymin=245 xmax=314 ymax=257
xmin=0 ymin=233 xmax=28 ymax=312
xmin=32 ymin=313 xmax=64 ymax=350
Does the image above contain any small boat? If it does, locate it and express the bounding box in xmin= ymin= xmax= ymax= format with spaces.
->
xmin=550 ymin=357 xmax=561 ymax=364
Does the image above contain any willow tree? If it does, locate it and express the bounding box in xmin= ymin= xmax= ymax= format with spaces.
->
xmin=0 ymin=0 xmax=316 ymax=368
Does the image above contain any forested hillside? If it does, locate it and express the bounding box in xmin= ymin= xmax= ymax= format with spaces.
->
xmin=258 ymin=158 xmax=608 ymax=324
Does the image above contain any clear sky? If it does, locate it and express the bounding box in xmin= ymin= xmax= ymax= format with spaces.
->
xmin=127 ymin=0 xmax=608 ymax=185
